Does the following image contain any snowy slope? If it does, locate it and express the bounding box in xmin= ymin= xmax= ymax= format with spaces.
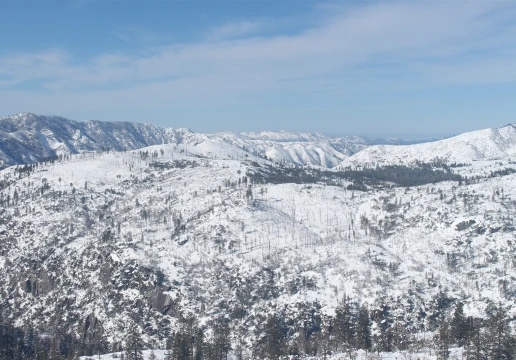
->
xmin=80 ymin=350 xmax=169 ymax=359
xmin=80 ymin=348 xmax=464 ymax=360
xmin=208 ymin=131 xmax=418 ymax=168
xmin=1 ymin=139 xmax=516 ymax=354
xmin=343 ymin=124 xmax=516 ymax=166
xmin=4 ymin=115 xmax=516 ymax=358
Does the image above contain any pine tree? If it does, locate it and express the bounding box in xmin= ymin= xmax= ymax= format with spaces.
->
xmin=193 ymin=327 xmax=205 ymax=360
xmin=435 ymin=320 xmax=450 ymax=360
xmin=171 ymin=315 xmax=204 ymax=360
xmin=49 ymin=336 xmax=60 ymax=360
xmin=211 ymin=317 xmax=231 ymax=360
xmin=23 ymin=323 xmax=36 ymax=360
xmin=468 ymin=318 xmax=487 ymax=360
xmin=171 ymin=329 xmax=192 ymax=360
xmin=487 ymin=304 xmax=515 ymax=360
xmin=261 ymin=314 xmax=286 ymax=360
xmin=355 ymin=305 xmax=371 ymax=351
xmin=124 ymin=325 xmax=144 ymax=360
xmin=332 ymin=298 xmax=356 ymax=351
xmin=450 ymin=302 xmax=468 ymax=346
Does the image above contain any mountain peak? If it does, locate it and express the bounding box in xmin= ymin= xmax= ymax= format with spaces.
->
xmin=342 ymin=124 xmax=516 ymax=167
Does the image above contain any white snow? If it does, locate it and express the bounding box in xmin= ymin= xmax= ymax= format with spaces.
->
xmin=342 ymin=125 xmax=516 ymax=166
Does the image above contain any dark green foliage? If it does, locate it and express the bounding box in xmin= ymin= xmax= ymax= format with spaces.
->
xmin=486 ymin=304 xmax=515 ymax=360
xmin=167 ymin=316 xmax=195 ymax=360
xmin=249 ymin=161 xmax=462 ymax=189
xmin=0 ymin=310 xmax=105 ymax=359
xmin=1 ymin=294 xmax=516 ymax=360
xmin=467 ymin=318 xmax=488 ymax=360
xmin=371 ymin=304 xmax=395 ymax=352
xmin=209 ymin=317 xmax=232 ymax=360
xmin=170 ymin=330 xmax=193 ymax=360
xmin=124 ymin=325 xmax=144 ymax=360
xmin=193 ymin=327 xmax=205 ymax=360
xmin=356 ymin=305 xmax=372 ymax=351
xmin=435 ymin=320 xmax=451 ymax=360
xmin=332 ymin=298 xmax=356 ymax=351
xmin=490 ymin=167 xmax=516 ymax=178
xmin=149 ymin=160 xmax=199 ymax=170
xmin=256 ymin=313 xmax=287 ymax=360
xmin=450 ymin=302 xmax=469 ymax=346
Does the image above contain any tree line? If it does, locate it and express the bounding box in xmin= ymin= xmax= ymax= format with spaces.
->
xmin=2 ymin=297 xmax=516 ymax=359
xmin=249 ymin=162 xmax=462 ymax=190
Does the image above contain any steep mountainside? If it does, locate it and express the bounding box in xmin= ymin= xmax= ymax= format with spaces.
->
xmin=342 ymin=124 xmax=516 ymax=167
xmin=0 ymin=113 xmax=195 ymax=169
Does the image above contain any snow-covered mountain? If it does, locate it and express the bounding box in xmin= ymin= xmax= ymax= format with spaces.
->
xmin=1 ymin=136 xmax=516 ymax=357
xmin=3 ymin=114 xmax=516 ymax=358
xmin=208 ymin=130 xmax=418 ymax=168
xmin=0 ymin=113 xmax=197 ymax=169
xmin=342 ymin=124 xmax=516 ymax=167
xmin=0 ymin=113 xmax=417 ymax=170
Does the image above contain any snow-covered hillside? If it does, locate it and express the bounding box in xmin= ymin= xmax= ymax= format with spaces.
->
xmin=1 ymin=134 xmax=516 ymax=357
xmin=80 ymin=348 xmax=465 ymax=360
xmin=210 ymin=130 xmax=418 ymax=168
xmin=342 ymin=124 xmax=516 ymax=167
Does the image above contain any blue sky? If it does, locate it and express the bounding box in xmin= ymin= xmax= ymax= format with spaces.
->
xmin=1 ymin=0 xmax=516 ymax=138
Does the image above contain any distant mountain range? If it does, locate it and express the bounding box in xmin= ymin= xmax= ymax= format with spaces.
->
xmin=0 ymin=113 xmax=191 ymax=169
xmin=0 ymin=113 xmax=420 ymax=169
xmin=206 ymin=131 xmax=420 ymax=168
xmin=1 ymin=113 xmax=514 ymax=171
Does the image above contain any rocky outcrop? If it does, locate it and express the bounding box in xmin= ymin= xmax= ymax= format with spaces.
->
xmin=20 ymin=262 xmax=54 ymax=297
xmin=82 ymin=313 xmax=104 ymax=341
xmin=149 ymin=286 xmax=177 ymax=315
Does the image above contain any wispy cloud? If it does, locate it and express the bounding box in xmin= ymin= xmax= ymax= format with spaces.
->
xmin=207 ymin=20 xmax=265 ymax=41
xmin=1 ymin=1 xmax=515 ymax=116
xmin=0 ymin=50 xmax=70 ymax=87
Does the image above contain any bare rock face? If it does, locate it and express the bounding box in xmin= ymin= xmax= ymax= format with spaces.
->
xmin=17 ymin=262 xmax=54 ymax=297
xmin=25 ymin=271 xmax=52 ymax=296
xmin=99 ymin=263 xmax=113 ymax=286
xmin=149 ymin=286 xmax=177 ymax=315
xmin=82 ymin=314 xmax=104 ymax=342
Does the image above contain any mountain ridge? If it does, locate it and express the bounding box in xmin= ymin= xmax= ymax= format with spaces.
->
xmin=0 ymin=113 xmax=421 ymax=170
xmin=342 ymin=123 xmax=516 ymax=167
xmin=0 ymin=112 xmax=193 ymax=169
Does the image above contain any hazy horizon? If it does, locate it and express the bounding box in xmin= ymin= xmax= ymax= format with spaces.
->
xmin=1 ymin=111 xmax=485 ymax=141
